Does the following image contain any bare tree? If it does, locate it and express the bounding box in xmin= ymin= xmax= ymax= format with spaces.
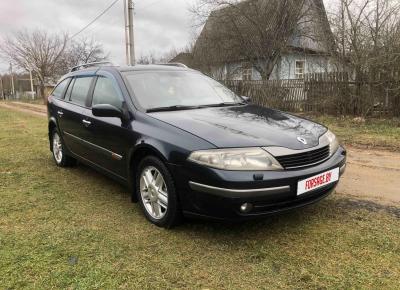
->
xmin=61 ymin=37 xmax=109 ymax=71
xmin=137 ymin=51 xmax=163 ymax=65
xmin=328 ymin=0 xmax=400 ymax=115
xmin=137 ymin=46 xmax=193 ymax=65
xmin=0 ymin=29 xmax=68 ymax=103
xmin=330 ymin=0 xmax=400 ymax=75
xmin=1 ymin=30 xmax=110 ymax=103
xmin=190 ymin=0 xmax=327 ymax=79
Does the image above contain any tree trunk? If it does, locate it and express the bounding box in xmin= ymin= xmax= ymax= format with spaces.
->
xmin=39 ymin=83 xmax=46 ymax=104
xmin=260 ymin=72 xmax=271 ymax=80
xmin=256 ymin=54 xmax=280 ymax=80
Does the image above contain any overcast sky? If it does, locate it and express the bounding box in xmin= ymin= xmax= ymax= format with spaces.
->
xmin=0 ymin=0 xmax=336 ymax=73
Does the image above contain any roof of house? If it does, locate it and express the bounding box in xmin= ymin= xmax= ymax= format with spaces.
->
xmin=192 ymin=0 xmax=334 ymax=65
xmin=169 ymin=53 xmax=194 ymax=66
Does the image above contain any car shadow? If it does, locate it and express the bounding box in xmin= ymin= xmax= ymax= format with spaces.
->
xmin=176 ymin=209 xmax=314 ymax=238
xmin=73 ymin=161 xmax=130 ymax=196
xmin=62 ymin=160 xmax=396 ymax=244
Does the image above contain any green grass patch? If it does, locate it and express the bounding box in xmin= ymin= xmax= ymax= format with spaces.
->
xmin=307 ymin=115 xmax=400 ymax=151
xmin=0 ymin=107 xmax=399 ymax=289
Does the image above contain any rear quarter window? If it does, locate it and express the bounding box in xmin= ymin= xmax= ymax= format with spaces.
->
xmin=52 ymin=78 xmax=70 ymax=99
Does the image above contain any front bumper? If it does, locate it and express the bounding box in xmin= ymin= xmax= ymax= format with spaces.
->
xmin=172 ymin=146 xmax=347 ymax=221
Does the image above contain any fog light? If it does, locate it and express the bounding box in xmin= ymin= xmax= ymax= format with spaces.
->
xmin=240 ymin=203 xmax=253 ymax=213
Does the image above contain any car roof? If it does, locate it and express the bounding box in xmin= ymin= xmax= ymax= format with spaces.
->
xmin=64 ymin=64 xmax=194 ymax=78
xmin=118 ymin=64 xmax=192 ymax=72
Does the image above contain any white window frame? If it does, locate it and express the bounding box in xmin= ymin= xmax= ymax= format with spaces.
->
xmin=242 ymin=63 xmax=252 ymax=81
xmin=295 ymin=60 xmax=306 ymax=79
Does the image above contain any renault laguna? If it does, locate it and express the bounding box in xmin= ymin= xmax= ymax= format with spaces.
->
xmin=47 ymin=63 xmax=346 ymax=228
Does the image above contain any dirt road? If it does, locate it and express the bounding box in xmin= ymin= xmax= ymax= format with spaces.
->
xmin=1 ymin=101 xmax=399 ymax=205
xmin=0 ymin=101 xmax=47 ymax=117
xmin=337 ymin=147 xmax=400 ymax=205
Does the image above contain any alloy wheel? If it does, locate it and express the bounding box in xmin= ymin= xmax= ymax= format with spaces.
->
xmin=53 ymin=132 xmax=63 ymax=163
xmin=139 ymin=166 xmax=169 ymax=219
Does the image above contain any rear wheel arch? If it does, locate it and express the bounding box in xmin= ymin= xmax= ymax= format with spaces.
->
xmin=49 ymin=126 xmax=76 ymax=167
xmin=48 ymin=120 xmax=57 ymax=151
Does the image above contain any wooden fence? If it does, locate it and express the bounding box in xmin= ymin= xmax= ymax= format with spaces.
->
xmin=221 ymin=72 xmax=400 ymax=117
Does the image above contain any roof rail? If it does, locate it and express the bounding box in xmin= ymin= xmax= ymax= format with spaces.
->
xmin=158 ymin=62 xmax=188 ymax=68
xmin=70 ymin=61 xmax=115 ymax=72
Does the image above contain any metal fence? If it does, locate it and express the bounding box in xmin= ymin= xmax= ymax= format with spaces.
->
xmin=222 ymin=72 xmax=400 ymax=117
xmin=1 ymin=91 xmax=37 ymax=101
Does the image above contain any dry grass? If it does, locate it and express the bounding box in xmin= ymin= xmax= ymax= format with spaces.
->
xmin=0 ymin=107 xmax=399 ymax=289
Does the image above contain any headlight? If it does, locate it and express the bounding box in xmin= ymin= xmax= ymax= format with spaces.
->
xmin=188 ymin=148 xmax=283 ymax=171
xmin=324 ymin=130 xmax=339 ymax=156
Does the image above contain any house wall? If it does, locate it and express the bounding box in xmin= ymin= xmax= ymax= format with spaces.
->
xmin=213 ymin=53 xmax=336 ymax=80
xmin=273 ymin=53 xmax=334 ymax=80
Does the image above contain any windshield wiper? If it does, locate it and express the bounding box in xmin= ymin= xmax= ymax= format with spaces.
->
xmin=199 ymin=102 xmax=247 ymax=108
xmin=147 ymin=102 xmax=246 ymax=113
xmin=146 ymin=105 xmax=200 ymax=113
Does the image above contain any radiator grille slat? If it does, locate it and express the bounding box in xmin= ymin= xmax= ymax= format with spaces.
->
xmin=281 ymin=151 xmax=329 ymax=163
xmin=275 ymin=146 xmax=330 ymax=169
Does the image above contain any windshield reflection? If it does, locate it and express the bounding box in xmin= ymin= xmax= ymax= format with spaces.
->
xmin=124 ymin=71 xmax=242 ymax=110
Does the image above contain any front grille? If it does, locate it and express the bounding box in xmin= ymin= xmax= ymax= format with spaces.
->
xmin=275 ymin=145 xmax=330 ymax=169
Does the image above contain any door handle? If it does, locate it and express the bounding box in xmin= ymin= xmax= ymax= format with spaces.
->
xmin=82 ymin=119 xmax=92 ymax=127
xmin=57 ymin=111 xmax=64 ymax=117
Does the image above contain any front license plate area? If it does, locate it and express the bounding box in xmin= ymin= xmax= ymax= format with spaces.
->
xmin=297 ymin=168 xmax=339 ymax=196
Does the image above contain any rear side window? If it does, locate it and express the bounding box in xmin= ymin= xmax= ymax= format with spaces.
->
xmin=70 ymin=77 xmax=93 ymax=106
xmin=52 ymin=78 xmax=70 ymax=99
xmin=92 ymin=77 xmax=123 ymax=109
xmin=64 ymin=78 xmax=75 ymax=101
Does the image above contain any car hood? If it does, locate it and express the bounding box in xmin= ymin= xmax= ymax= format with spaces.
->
xmin=148 ymin=105 xmax=327 ymax=149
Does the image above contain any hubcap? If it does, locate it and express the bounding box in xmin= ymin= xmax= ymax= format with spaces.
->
xmin=140 ymin=166 xmax=168 ymax=220
xmin=53 ymin=132 xmax=63 ymax=163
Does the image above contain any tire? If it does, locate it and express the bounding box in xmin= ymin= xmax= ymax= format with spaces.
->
xmin=136 ymin=156 xmax=182 ymax=228
xmin=51 ymin=128 xmax=76 ymax=167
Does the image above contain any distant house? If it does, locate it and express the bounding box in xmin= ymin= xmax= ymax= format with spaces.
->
xmin=33 ymin=79 xmax=56 ymax=98
xmin=178 ymin=0 xmax=337 ymax=80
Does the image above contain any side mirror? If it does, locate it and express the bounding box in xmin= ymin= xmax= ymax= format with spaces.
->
xmin=241 ymin=96 xmax=251 ymax=103
xmin=92 ymin=104 xmax=124 ymax=119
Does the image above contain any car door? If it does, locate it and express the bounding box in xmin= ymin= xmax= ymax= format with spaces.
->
xmin=49 ymin=77 xmax=71 ymax=124
xmin=80 ymin=73 xmax=133 ymax=179
xmin=57 ymin=75 xmax=96 ymax=159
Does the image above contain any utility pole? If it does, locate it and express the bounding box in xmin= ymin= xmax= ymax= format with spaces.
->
xmin=127 ymin=0 xmax=135 ymax=65
xmin=124 ymin=0 xmax=130 ymax=65
xmin=0 ymin=76 xmax=4 ymax=100
xmin=29 ymin=69 xmax=35 ymax=99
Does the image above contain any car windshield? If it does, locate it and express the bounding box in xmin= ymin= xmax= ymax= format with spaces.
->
xmin=123 ymin=71 xmax=243 ymax=111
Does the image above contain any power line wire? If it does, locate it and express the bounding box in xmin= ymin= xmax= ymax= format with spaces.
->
xmin=71 ymin=0 xmax=163 ymax=40
xmin=71 ymin=0 xmax=121 ymax=39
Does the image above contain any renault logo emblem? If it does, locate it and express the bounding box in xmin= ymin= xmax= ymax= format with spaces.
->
xmin=297 ymin=137 xmax=308 ymax=145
